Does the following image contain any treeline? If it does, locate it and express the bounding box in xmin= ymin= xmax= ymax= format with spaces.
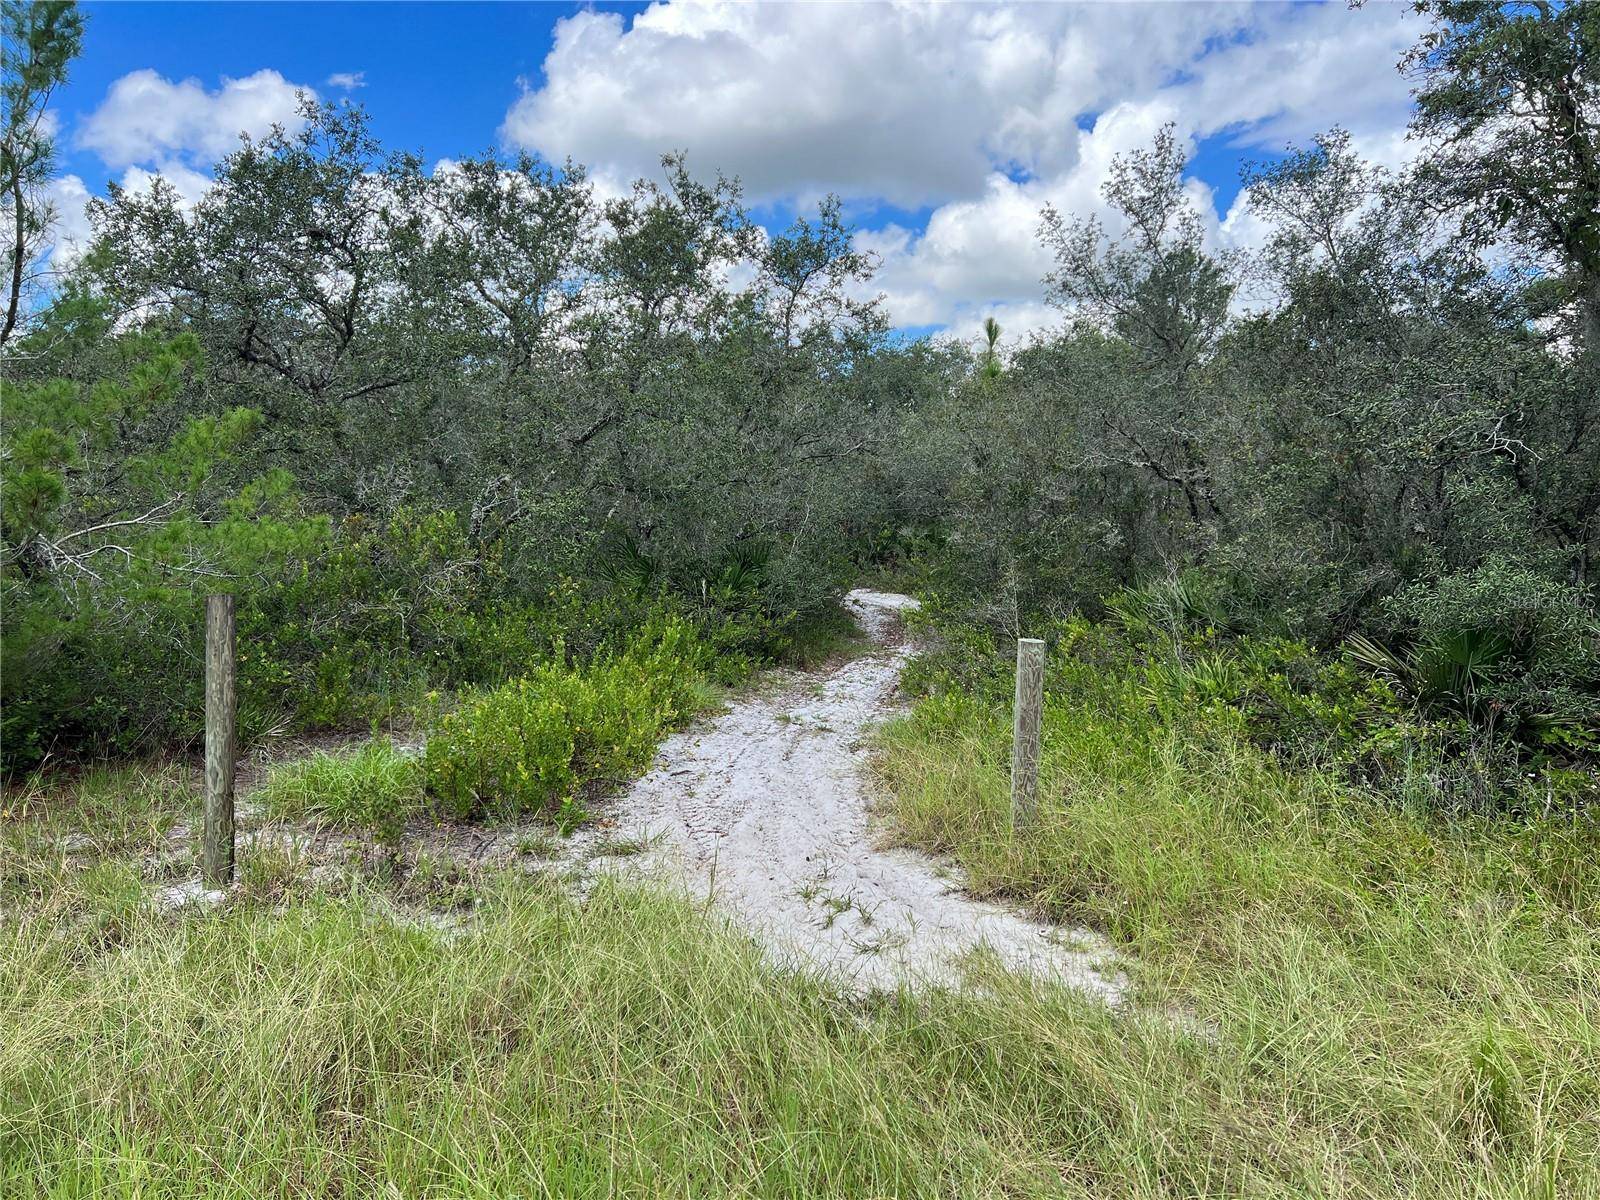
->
xmin=901 ymin=115 xmax=1599 ymax=801
xmin=3 ymin=1 xmax=1597 ymax=803
xmin=3 ymin=49 xmax=949 ymax=766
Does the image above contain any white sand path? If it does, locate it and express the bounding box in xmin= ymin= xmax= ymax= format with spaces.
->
xmin=595 ymin=588 xmax=1123 ymax=998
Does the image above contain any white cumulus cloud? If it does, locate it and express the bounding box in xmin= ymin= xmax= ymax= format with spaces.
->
xmin=860 ymin=99 xmax=1196 ymax=337
xmin=504 ymin=0 xmax=1423 ymax=334
xmin=76 ymin=68 xmax=315 ymax=169
xmin=502 ymin=1 xmax=1252 ymax=208
xmin=38 ymin=173 xmax=94 ymax=271
xmin=117 ymin=162 xmax=215 ymax=208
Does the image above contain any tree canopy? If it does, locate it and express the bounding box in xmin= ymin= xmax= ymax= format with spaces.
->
xmin=3 ymin=0 xmax=1596 ymax=803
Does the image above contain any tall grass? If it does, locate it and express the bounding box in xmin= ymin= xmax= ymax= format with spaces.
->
xmin=6 ymin=621 xmax=1598 ymax=1197
xmin=2 ymin=868 xmax=1175 ymax=1199
xmin=10 ymin=849 xmax=1590 ymax=1198
xmin=872 ymin=642 xmax=1600 ymax=1197
xmin=255 ymin=738 xmax=423 ymax=833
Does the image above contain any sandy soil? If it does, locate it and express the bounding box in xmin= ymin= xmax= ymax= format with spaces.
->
xmin=592 ymin=589 xmax=1124 ymax=998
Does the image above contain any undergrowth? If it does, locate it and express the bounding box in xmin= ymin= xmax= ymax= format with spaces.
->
xmin=0 ymin=869 xmax=1152 ymax=1199
xmin=872 ymin=605 xmax=1600 ymax=1196
xmin=5 ymin=595 xmax=1599 ymax=1196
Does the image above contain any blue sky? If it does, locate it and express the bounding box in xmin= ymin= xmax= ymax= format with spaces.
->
xmin=49 ymin=1 xmax=1425 ymax=338
xmin=57 ymin=3 xmax=641 ymax=185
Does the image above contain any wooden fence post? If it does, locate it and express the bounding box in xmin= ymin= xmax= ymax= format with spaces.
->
xmin=202 ymin=593 xmax=236 ymax=888
xmin=1010 ymin=637 xmax=1045 ymax=828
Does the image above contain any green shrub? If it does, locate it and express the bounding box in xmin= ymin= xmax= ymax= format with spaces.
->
xmin=1 ymin=502 xmax=605 ymax=775
xmin=239 ymin=507 xmax=586 ymax=731
xmin=906 ymin=596 xmax=1597 ymax=812
xmin=1378 ymin=557 xmax=1600 ymax=738
xmin=423 ymin=616 xmax=706 ymax=825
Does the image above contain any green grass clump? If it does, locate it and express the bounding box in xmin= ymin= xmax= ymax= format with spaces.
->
xmin=255 ymin=739 xmax=423 ymax=836
xmin=873 ymin=634 xmax=1600 ymax=1198
xmin=1 ymin=764 xmax=196 ymax=923
xmin=2 ymin=762 xmax=192 ymax=860
xmin=424 ymin=615 xmax=707 ymax=825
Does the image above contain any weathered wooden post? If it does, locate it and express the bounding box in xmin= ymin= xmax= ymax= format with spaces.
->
xmin=202 ymin=593 xmax=237 ymax=888
xmin=1010 ymin=637 xmax=1045 ymax=828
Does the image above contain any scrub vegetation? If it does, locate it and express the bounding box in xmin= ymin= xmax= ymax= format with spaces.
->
xmin=3 ymin=2 xmax=1598 ymax=1196
xmin=875 ymin=600 xmax=1600 ymax=1196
